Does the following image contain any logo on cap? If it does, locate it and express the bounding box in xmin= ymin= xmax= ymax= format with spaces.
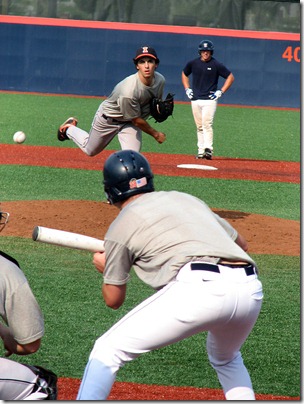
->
xmin=134 ymin=46 xmax=159 ymax=62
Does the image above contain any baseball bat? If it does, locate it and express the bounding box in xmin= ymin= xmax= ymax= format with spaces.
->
xmin=32 ymin=226 xmax=104 ymax=252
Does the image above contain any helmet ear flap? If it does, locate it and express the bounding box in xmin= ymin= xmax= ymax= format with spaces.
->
xmin=105 ymin=185 xmax=123 ymax=205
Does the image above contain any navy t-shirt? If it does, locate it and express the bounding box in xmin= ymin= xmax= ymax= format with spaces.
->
xmin=183 ymin=57 xmax=231 ymax=100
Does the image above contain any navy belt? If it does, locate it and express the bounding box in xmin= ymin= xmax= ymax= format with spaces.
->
xmin=191 ymin=262 xmax=256 ymax=276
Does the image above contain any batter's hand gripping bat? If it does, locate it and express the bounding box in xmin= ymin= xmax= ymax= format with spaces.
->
xmin=32 ymin=226 xmax=104 ymax=252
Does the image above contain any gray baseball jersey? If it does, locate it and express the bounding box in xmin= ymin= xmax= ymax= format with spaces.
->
xmin=103 ymin=191 xmax=256 ymax=290
xmin=101 ymin=71 xmax=165 ymax=120
xmin=0 ymin=253 xmax=44 ymax=344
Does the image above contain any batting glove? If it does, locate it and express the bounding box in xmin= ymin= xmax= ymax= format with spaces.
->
xmin=209 ymin=90 xmax=223 ymax=101
xmin=185 ymin=88 xmax=194 ymax=100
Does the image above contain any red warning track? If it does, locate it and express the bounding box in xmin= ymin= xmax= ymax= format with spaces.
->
xmin=0 ymin=144 xmax=299 ymax=184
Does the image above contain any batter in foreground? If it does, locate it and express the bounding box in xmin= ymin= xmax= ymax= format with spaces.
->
xmin=77 ymin=150 xmax=263 ymax=401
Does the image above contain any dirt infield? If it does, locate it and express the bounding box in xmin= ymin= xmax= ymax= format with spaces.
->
xmin=1 ymin=200 xmax=300 ymax=257
xmin=0 ymin=144 xmax=300 ymax=183
xmin=1 ymin=144 xmax=300 ymax=400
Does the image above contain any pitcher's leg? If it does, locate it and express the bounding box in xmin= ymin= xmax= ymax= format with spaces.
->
xmin=67 ymin=124 xmax=116 ymax=156
xmin=118 ymin=124 xmax=142 ymax=151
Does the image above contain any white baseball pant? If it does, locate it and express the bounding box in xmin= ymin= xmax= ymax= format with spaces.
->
xmin=191 ymin=99 xmax=218 ymax=154
xmin=77 ymin=261 xmax=263 ymax=401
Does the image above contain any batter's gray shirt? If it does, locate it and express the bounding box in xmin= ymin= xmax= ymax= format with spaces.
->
xmin=103 ymin=191 xmax=256 ymax=290
xmin=0 ymin=254 xmax=44 ymax=344
xmin=100 ymin=71 xmax=165 ymax=121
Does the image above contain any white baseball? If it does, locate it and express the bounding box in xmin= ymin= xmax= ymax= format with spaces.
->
xmin=13 ymin=131 xmax=26 ymax=144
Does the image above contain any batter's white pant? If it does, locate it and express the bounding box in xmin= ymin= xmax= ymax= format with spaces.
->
xmin=0 ymin=358 xmax=48 ymax=400
xmin=66 ymin=105 xmax=142 ymax=156
xmin=191 ymin=99 xmax=218 ymax=154
xmin=77 ymin=262 xmax=263 ymax=401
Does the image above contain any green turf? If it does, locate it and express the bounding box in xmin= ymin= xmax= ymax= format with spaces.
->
xmin=1 ymin=165 xmax=300 ymax=220
xmin=155 ymin=175 xmax=300 ymax=220
xmin=0 ymin=92 xmax=300 ymax=161
xmin=0 ymin=92 xmax=300 ymax=397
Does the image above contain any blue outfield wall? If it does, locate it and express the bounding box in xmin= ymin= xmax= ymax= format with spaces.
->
xmin=0 ymin=17 xmax=300 ymax=108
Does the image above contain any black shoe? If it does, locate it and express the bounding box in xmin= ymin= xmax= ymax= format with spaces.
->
xmin=57 ymin=117 xmax=78 ymax=142
xmin=204 ymin=148 xmax=213 ymax=160
xmin=196 ymin=153 xmax=205 ymax=159
xmin=23 ymin=365 xmax=58 ymax=400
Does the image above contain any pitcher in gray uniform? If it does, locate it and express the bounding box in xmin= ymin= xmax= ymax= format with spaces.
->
xmin=76 ymin=150 xmax=263 ymax=401
xmin=0 ymin=208 xmax=57 ymax=400
xmin=57 ymin=46 xmax=167 ymax=154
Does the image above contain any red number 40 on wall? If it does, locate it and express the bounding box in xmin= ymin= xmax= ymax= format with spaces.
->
xmin=282 ymin=46 xmax=300 ymax=62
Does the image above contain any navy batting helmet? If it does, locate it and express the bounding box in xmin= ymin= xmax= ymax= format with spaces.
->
xmin=103 ymin=150 xmax=154 ymax=204
xmin=198 ymin=39 xmax=214 ymax=55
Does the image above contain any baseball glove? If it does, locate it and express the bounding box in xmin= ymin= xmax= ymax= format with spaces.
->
xmin=150 ymin=93 xmax=174 ymax=123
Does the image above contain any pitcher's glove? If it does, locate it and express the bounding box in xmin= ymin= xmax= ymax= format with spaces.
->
xmin=150 ymin=93 xmax=174 ymax=123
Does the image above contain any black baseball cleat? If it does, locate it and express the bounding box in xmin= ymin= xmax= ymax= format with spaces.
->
xmin=196 ymin=154 xmax=205 ymax=159
xmin=23 ymin=364 xmax=58 ymax=400
xmin=204 ymin=148 xmax=213 ymax=160
xmin=57 ymin=117 xmax=78 ymax=141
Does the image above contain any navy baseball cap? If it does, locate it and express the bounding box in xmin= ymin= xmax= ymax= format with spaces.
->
xmin=133 ymin=46 xmax=159 ymax=64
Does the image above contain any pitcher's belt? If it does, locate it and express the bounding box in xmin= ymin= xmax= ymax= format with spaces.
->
xmin=102 ymin=114 xmax=125 ymax=124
